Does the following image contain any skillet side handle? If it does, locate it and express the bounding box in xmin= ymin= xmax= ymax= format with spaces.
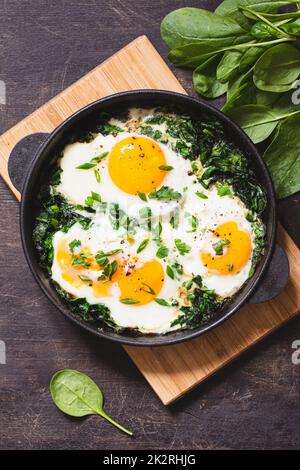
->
xmin=248 ymin=244 xmax=289 ymax=304
xmin=8 ymin=133 xmax=50 ymax=193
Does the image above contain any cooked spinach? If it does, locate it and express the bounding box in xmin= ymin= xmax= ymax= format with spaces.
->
xmin=172 ymin=283 xmax=223 ymax=329
xmin=33 ymin=194 xmax=91 ymax=274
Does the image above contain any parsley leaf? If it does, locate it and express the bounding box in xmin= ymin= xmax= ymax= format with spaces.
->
xmin=149 ymin=186 xmax=181 ymax=201
xmin=213 ymin=239 xmax=231 ymax=255
xmin=175 ymin=239 xmax=191 ymax=256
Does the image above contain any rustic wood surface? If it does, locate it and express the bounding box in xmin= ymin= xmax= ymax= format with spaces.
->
xmin=0 ymin=0 xmax=299 ymax=450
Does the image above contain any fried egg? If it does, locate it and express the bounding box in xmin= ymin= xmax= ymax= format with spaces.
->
xmin=57 ymin=132 xmax=193 ymax=221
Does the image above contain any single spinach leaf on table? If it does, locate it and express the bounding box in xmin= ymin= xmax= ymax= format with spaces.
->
xmin=264 ymin=113 xmax=300 ymax=198
xmin=160 ymin=7 xmax=246 ymax=49
xmin=254 ymin=43 xmax=300 ymax=92
xmin=193 ymin=55 xmax=228 ymax=98
xmin=50 ymin=369 xmax=133 ymax=436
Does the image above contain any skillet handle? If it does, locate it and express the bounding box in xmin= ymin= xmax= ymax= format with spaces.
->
xmin=248 ymin=244 xmax=289 ymax=304
xmin=8 ymin=132 xmax=50 ymax=193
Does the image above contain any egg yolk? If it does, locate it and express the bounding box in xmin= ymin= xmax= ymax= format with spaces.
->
xmin=118 ymin=260 xmax=164 ymax=306
xmin=108 ymin=136 xmax=167 ymax=194
xmin=57 ymin=239 xmax=120 ymax=298
xmin=201 ymin=221 xmax=252 ymax=275
xmin=56 ymin=240 xmax=164 ymax=304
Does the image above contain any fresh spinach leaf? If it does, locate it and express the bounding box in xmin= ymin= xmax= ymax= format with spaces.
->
xmin=264 ymin=112 xmax=300 ymax=198
xmin=217 ymin=50 xmax=243 ymax=83
xmin=227 ymin=104 xmax=279 ymax=143
xmin=193 ymin=55 xmax=228 ymax=98
xmin=161 ymin=7 xmax=245 ymax=49
xmin=254 ymin=43 xmax=300 ymax=92
xmin=50 ymin=369 xmax=133 ymax=436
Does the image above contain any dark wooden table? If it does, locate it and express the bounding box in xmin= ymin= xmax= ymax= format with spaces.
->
xmin=0 ymin=0 xmax=299 ymax=450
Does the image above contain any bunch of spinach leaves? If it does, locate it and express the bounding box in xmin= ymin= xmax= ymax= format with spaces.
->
xmin=161 ymin=1 xmax=300 ymax=198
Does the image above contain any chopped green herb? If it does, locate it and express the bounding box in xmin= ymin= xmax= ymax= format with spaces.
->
xmin=120 ymin=298 xmax=140 ymax=305
xmin=152 ymin=222 xmax=162 ymax=243
xmin=94 ymin=169 xmax=101 ymax=183
xmin=155 ymin=298 xmax=171 ymax=307
xmin=187 ymin=215 xmax=198 ymax=233
xmin=72 ymin=252 xmax=91 ymax=268
xmin=149 ymin=186 xmax=181 ymax=201
xmin=196 ymin=192 xmax=208 ymax=199
xmin=85 ymin=196 xmax=94 ymax=207
xmin=76 ymin=162 xmax=96 ymax=170
xmin=166 ymin=265 xmax=175 ymax=280
xmin=137 ymin=238 xmax=150 ymax=254
xmin=170 ymin=210 xmax=180 ymax=229
xmin=69 ymin=239 xmax=81 ymax=253
xmin=217 ymin=182 xmax=233 ymax=197
xmin=103 ymin=260 xmax=118 ymax=280
xmin=78 ymin=274 xmax=92 ymax=283
xmin=137 ymin=192 xmax=147 ymax=202
xmin=213 ymin=239 xmax=231 ymax=255
xmin=159 ymin=165 xmax=174 ymax=171
xmin=172 ymin=261 xmax=183 ymax=275
xmin=91 ymin=192 xmax=101 ymax=202
xmin=140 ymin=282 xmax=156 ymax=295
xmin=175 ymin=239 xmax=191 ymax=256
xmin=228 ymin=263 xmax=234 ymax=272
xmin=156 ymin=246 xmax=169 ymax=259
xmin=90 ymin=151 xmax=109 ymax=163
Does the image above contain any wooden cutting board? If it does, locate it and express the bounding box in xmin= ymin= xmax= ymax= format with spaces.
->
xmin=1 ymin=36 xmax=300 ymax=405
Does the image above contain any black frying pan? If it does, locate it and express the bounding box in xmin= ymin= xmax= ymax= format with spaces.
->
xmin=17 ymin=90 xmax=282 ymax=347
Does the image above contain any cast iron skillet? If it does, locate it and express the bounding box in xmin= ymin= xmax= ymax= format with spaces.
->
xmin=19 ymin=90 xmax=277 ymax=346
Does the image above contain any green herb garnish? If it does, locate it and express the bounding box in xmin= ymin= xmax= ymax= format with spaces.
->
xmin=149 ymin=186 xmax=181 ymax=201
xmin=175 ymin=239 xmax=191 ymax=256
xmin=120 ymin=298 xmax=140 ymax=305
xmin=137 ymin=238 xmax=150 ymax=254
xmin=159 ymin=165 xmax=174 ymax=171
xmin=78 ymin=274 xmax=92 ymax=283
xmin=156 ymin=246 xmax=169 ymax=259
xmin=155 ymin=298 xmax=171 ymax=307
xmin=213 ymin=239 xmax=231 ymax=255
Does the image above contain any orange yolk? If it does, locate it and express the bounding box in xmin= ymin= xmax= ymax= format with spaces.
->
xmin=118 ymin=260 xmax=164 ymax=305
xmin=201 ymin=221 xmax=252 ymax=275
xmin=108 ymin=136 xmax=167 ymax=194
xmin=57 ymin=240 xmax=164 ymax=305
xmin=57 ymin=240 xmax=120 ymax=298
